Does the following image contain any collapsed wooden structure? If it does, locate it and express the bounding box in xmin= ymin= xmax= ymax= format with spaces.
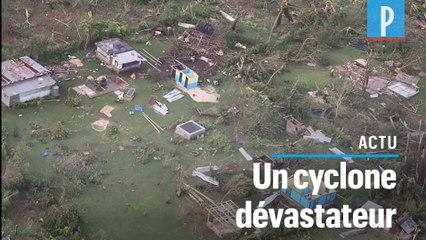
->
xmin=205 ymin=200 xmax=239 ymax=239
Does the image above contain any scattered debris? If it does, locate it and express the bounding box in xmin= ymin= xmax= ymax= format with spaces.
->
xmin=152 ymin=101 xmax=168 ymax=116
xmin=196 ymin=23 xmax=215 ymax=36
xmin=206 ymin=201 xmax=239 ymax=238
xmin=339 ymin=228 xmax=368 ymax=238
xmin=329 ymin=147 xmax=354 ymax=163
xmin=238 ymin=147 xmax=253 ymax=161
xmin=134 ymin=104 xmax=164 ymax=134
xmin=337 ymin=61 xmax=391 ymax=94
xmin=124 ymin=88 xmax=135 ymax=101
xmin=114 ymin=90 xmax=124 ymax=102
xmin=394 ymin=68 xmax=420 ymax=86
xmin=307 ymin=63 xmax=316 ymax=67
xmin=252 ymin=155 xmax=282 ymax=169
xmin=58 ymin=152 xmax=96 ymax=180
xmin=286 ymin=117 xmax=306 ymax=137
xmin=73 ymin=76 xmax=129 ymax=98
xmin=234 ymin=42 xmax=247 ymax=49
xmin=91 ymin=118 xmax=110 ymax=132
xmin=387 ymin=82 xmax=419 ymax=99
xmin=397 ymin=213 xmax=418 ymax=234
xmin=178 ymin=22 xmax=196 ymax=29
xmin=257 ymin=192 xmax=279 ymax=208
xmin=303 ymin=126 xmax=332 ymax=143
xmin=148 ymin=95 xmax=158 ymax=106
xmin=367 ymin=76 xmax=391 ymax=94
xmin=73 ymin=85 xmax=96 ymax=98
xmin=196 ymin=106 xmax=219 ymax=116
xmin=68 ymin=55 xmax=84 ymax=67
xmin=199 ymin=56 xmax=214 ymax=67
xmin=354 ymin=58 xmax=368 ymax=68
xmin=163 ymin=89 xmax=184 ymax=103
xmin=191 ymin=150 xmax=200 ymax=157
xmin=219 ymin=10 xmax=235 ymax=22
xmin=175 ymin=120 xmax=206 ymax=140
xmin=192 ymin=165 xmax=219 ymax=186
xmin=100 ymin=105 xmax=114 ymax=118
xmin=178 ymin=85 xmax=220 ymax=103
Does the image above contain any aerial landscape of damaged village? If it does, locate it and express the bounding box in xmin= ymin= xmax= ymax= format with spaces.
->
xmin=1 ymin=0 xmax=425 ymax=239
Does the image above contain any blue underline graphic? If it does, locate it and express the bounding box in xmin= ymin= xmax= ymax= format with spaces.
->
xmin=271 ymin=154 xmax=399 ymax=158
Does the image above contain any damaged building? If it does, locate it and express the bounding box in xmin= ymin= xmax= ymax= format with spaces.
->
xmin=95 ymin=38 xmax=145 ymax=73
xmin=1 ymin=56 xmax=57 ymax=107
xmin=169 ymin=62 xmax=199 ymax=90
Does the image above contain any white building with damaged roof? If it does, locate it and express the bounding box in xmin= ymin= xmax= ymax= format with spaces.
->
xmin=1 ymin=56 xmax=57 ymax=107
xmin=95 ymin=38 xmax=145 ymax=73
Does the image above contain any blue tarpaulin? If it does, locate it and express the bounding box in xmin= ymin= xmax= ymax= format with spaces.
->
xmin=134 ymin=104 xmax=143 ymax=112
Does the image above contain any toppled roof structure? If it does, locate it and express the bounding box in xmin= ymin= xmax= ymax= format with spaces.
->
xmin=206 ymin=200 xmax=239 ymax=238
xmin=337 ymin=59 xmax=420 ymax=99
xmin=192 ymin=165 xmax=219 ymax=185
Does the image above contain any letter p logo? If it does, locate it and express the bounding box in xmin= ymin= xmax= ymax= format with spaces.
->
xmin=381 ymin=6 xmax=394 ymax=37
xmin=368 ymin=0 xmax=404 ymax=41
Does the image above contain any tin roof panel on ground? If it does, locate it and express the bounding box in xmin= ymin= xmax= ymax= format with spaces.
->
xmin=387 ymin=82 xmax=419 ymax=99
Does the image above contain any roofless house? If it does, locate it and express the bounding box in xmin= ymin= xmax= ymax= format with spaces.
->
xmin=1 ymin=56 xmax=57 ymax=107
xmin=169 ymin=61 xmax=199 ymax=90
xmin=95 ymin=38 xmax=145 ymax=73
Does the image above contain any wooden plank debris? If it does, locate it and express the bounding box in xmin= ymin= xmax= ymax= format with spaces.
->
xmin=339 ymin=228 xmax=367 ymax=238
xmin=219 ymin=10 xmax=235 ymax=22
xmin=178 ymin=22 xmax=196 ymax=29
xmin=238 ymin=147 xmax=253 ymax=161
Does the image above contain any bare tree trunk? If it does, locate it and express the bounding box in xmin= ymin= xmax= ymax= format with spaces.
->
xmin=415 ymin=121 xmax=425 ymax=183
xmin=267 ymin=7 xmax=284 ymax=43
xmin=231 ymin=14 xmax=241 ymax=30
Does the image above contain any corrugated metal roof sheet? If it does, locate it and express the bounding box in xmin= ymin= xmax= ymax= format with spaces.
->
xmin=1 ymin=56 xmax=50 ymax=86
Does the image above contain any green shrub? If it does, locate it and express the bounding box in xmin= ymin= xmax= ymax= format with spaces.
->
xmin=224 ymin=30 xmax=256 ymax=49
xmin=42 ymin=205 xmax=81 ymax=237
xmin=205 ymin=130 xmax=233 ymax=154
xmin=108 ymin=125 xmax=121 ymax=139
xmin=49 ymin=121 xmax=71 ymax=140
xmin=245 ymin=95 xmax=285 ymax=139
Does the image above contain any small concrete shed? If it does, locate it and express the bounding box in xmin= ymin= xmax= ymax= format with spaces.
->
xmin=175 ymin=120 xmax=205 ymax=140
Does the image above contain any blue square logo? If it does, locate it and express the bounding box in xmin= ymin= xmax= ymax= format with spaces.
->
xmin=367 ymin=0 xmax=405 ymax=40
